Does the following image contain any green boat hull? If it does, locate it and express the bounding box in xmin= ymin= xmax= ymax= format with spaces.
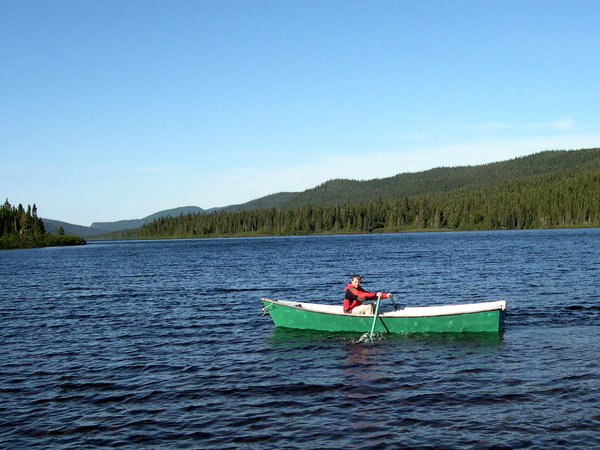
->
xmin=261 ymin=299 xmax=506 ymax=334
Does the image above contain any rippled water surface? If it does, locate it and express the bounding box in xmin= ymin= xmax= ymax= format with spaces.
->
xmin=1 ymin=229 xmax=599 ymax=448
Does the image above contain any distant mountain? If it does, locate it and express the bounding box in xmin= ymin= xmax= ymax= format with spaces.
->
xmin=91 ymin=206 xmax=205 ymax=232
xmin=42 ymin=206 xmax=207 ymax=238
xmin=42 ymin=219 xmax=109 ymax=238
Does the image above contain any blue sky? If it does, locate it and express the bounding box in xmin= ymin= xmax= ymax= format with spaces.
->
xmin=2 ymin=0 xmax=599 ymax=225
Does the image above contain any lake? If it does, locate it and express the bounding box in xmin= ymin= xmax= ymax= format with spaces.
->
xmin=1 ymin=229 xmax=599 ymax=448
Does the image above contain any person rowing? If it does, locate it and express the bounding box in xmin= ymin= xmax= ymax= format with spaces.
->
xmin=343 ymin=274 xmax=392 ymax=314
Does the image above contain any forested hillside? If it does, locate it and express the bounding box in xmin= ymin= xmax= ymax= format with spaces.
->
xmin=216 ymin=192 xmax=298 ymax=212
xmin=1 ymin=200 xmax=86 ymax=249
xmin=279 ymin=148 xmax=600 ymax=208
xmin=211 ymin=148 xmax=600 ymax=213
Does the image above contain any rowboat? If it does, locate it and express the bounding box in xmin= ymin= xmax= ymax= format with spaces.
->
xmin=261 ymin=298 xmax=506 ymax=334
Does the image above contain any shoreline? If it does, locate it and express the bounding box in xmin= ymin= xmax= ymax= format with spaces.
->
xmin=86 ymin=223 xmax=599 ymax=242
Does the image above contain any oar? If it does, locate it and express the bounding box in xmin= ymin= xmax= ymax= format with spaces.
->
xmin=368 ymin=293 xmax=382 ymax=340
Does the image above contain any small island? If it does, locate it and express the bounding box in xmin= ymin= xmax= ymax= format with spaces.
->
xmin=0 ymin=200 xmax=86 ymax=250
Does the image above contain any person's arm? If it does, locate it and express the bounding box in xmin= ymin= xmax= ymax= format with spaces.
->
xmin=354 ymin=287 xmax=392 ymax=300
xmin=349 ymin=287 xmax=379 ymax=300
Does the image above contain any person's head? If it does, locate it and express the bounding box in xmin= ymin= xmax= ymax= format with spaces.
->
xmin=350 ymin=274 xmax=361 ymax=288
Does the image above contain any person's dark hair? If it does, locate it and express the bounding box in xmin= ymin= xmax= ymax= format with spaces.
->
xmin=350 ymin=274 xmax=361 ymax=281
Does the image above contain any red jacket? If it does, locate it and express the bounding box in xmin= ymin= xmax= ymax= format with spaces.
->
xmin=343 ymin=283 xmax=388 ymax=313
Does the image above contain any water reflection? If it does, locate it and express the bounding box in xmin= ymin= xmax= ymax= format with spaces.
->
xmin=266 ymin=327 xmax=503 ymax=348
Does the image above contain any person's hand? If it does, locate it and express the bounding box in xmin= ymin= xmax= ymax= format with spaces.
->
xmin=387 ymin=293 xmax=393 ymax=298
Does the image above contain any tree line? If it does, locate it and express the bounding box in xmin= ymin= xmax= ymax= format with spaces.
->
xmin=115 ymin=167 xmax=600 ymax=240
xmin=0 ymin=200 xmax=86 ymax=249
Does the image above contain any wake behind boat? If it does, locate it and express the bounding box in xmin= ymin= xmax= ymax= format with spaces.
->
xmin=261 ymin=298 xmax=506 ymax=334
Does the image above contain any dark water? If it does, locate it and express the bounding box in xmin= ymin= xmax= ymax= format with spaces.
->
xmin=1 ymin=229 xmax=599 ymax=448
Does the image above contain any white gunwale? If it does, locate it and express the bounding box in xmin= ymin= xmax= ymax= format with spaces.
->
xmin=260 ymin=298 xmax=507 ymax=318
